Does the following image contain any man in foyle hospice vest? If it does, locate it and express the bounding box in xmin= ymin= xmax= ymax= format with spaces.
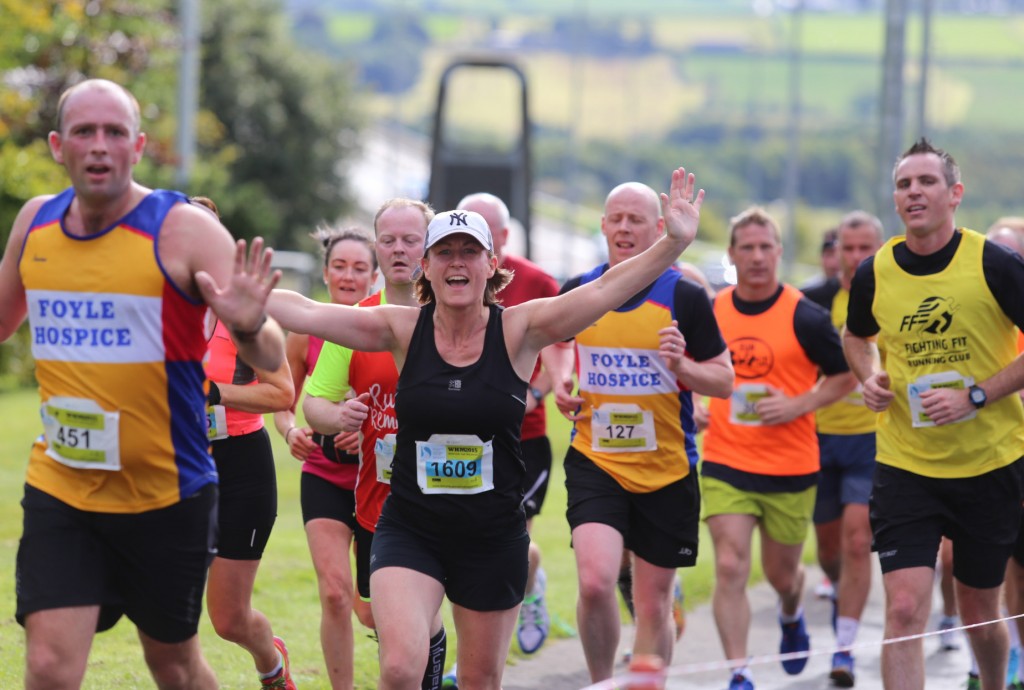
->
xmin=0 ymin=78 xmax=284 ymax=688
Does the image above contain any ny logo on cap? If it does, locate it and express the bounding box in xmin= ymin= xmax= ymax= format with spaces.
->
xmin=449 ymin=212 xmax=468 ymax=226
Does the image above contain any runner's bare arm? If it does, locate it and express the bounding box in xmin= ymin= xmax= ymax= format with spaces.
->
xmin=0 ymin=198 xmax=49 ymax=341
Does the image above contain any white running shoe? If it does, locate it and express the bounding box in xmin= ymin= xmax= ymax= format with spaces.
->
xmin=516 ymin=567 xmax=550 ymax=654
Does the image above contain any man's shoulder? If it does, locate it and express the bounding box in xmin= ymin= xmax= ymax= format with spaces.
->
xmin=801 ymin=276 xmax=840 ymax=310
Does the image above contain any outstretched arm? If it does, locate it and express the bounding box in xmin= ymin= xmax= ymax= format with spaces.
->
xmin=266 ymin=289 xmax=410 ymax=355
xmin=195 ymin=237 xmax=285 ymax=371
xmin=518 ymin=168 xmax=703 ymax=354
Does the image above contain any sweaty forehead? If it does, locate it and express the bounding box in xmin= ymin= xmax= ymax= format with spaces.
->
xmin=734 ymin=222 xmax=778 ymax=244
xmin=377 ymin=206 xmax=427 ymax=234
xmin=60 ymin=83 xmax=138 ymax=132
xmin=605 ymin=189 xmax=658 ymax=216
xmin=896 ymin=153 xmax=943 ymax=180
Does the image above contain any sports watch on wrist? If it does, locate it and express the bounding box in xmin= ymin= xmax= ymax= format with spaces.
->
xmin=968 ymin=384 xmax=987 ymax=409
xmin=529 ymin=386 xmax=544 ymax=403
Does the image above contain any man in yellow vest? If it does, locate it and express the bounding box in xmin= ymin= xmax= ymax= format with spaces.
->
xmin=803 ymin=210 xmax=884 ymax=687
xmin=844 ymin=138 xmax=1024 ymax=690
xmin=702 ymin=206 xmax=856 ymax=690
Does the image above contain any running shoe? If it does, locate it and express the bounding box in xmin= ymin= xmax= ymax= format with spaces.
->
xmin=939 ymin=615 xmax=962 ymax=651
xmin=815 ymin=577 xmax=835 ymax=599
xmin=829 ymin=650 xmax=855 ymax=688
xmin=964 ymin=672 xmax=980 ymax=690
xmin=779 ymin=613 xmax=810 ymax=675
xmin=728 ymin=672 xmax=755 ymax=690
xmin=517 ymin=566 xmax=550 ymax=654
xmin=672 ymin=574 xmax=686 ymax=641
xmin=441 ymin=663 xmax=458 ymax=689
xmin=261 ymin=636 xmax=296 ymax=689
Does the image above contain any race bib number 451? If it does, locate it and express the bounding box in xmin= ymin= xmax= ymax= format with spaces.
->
xmin=40 ymin=396 xmax=121 ymax=471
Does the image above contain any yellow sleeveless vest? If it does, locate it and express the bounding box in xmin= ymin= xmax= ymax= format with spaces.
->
xmin=816 ymin=287 xmax=877 ymax=435
xmin=872 ymin=229 xmax=1024 ymax=477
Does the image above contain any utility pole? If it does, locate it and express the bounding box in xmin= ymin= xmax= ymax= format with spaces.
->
xmin=782 ymin=1 xmax=803 ymax=279
xmin=877 ymin=0 xmax=907 ymax=238
xmin=915 ymin=0 xmax=933 ymax=140
xmin=176 ymin=0 xmax=200 ymax=189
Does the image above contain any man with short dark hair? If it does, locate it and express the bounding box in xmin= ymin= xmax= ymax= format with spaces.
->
xmin=803 ymin=210 xmax=885 ymax=687
xmin=845 ymin=138 xmax=1024 ymax=690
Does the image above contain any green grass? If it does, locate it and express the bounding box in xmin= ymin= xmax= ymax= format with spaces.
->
xmin=354 ymin=10 xmax=1024 ymax=140
xmin=0 ymin=386 xmax=788 ymax=687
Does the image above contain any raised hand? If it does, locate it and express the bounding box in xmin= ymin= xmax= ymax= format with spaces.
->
xmin=659 ymin=167 xmax=705 ymax=250
xmin=197 ymin=237 xmax=281 ymax=336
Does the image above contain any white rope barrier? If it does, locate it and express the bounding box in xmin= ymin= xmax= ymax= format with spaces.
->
xmin=578 ymin=612 xmax=1024 ymax=690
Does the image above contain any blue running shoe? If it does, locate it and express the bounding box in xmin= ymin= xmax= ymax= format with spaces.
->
xmin=829 ymin=650 xmax=855 ymax=688
xmin=728 ymin=672 xmax=754 ymax=690
xmin=779 ymin=613 xmax=810 ymax=675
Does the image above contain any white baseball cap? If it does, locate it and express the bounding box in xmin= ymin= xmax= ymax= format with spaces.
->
xmin=425 ymin=210 xmax=493 ymax=252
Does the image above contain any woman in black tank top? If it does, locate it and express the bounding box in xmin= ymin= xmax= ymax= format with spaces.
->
xmin=266 ymin=169 xmax=705 ymax=688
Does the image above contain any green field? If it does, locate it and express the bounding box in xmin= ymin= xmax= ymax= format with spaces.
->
xmin=0 ymin=378 xmax=806 ymax=683
xmin=348 ymin=10 xmax=1024 ymax=139
xmin=0 ymin=386 xmax=757 ymax=688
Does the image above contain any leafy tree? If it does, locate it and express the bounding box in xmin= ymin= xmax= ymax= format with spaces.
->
xmin=0 ymin=0 xmax=362 ymax=386
xmin=199 ymin=0 xmax=363 ymax=246
xmin=0 ymin=0 xmax=180 ymax=243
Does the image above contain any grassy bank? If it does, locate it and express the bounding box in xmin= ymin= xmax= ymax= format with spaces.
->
xmin=0 ymin=386 xmax=782 ymax=687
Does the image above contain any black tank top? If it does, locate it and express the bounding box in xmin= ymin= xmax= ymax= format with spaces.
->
xmin=390 ymin=303 xmax=528 ymax=535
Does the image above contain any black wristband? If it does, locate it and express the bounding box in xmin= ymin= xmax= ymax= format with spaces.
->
xmin=207 ymin=380 xmax=221 ymax=406
xmin=230 ymin=313 xmax=268 ymax=343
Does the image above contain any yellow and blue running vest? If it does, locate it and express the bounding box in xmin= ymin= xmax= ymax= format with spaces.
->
xmin=19 ymin=188 xmax=215 ymax=513
xmin=872 ymin=229 xmax=1024 ymax=478
xmin=570 ymin=267 xmax=697 ymax=493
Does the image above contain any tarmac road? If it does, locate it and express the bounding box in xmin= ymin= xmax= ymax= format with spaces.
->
xmin=501 ymin=564 xmax=979 ymax=690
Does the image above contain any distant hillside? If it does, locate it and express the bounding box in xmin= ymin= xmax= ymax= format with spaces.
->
xmin=282 ymin=0 xmax=1024 ymax=258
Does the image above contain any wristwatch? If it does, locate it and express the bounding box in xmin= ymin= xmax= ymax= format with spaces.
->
xmin=968 ymin=384 xmax=987 ymax=409
xmin=529 ymin=386 xmax=545 ymax=403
